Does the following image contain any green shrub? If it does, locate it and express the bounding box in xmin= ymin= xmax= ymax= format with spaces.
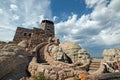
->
xmin=35 ymin=73 xmax=52 ymax=80
xmin=111 ymin=78 xmax=120 ymax=80
xmin=34 ymin=73 xmax=47 ymax=80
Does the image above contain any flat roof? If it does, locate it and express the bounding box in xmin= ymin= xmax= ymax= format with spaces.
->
xmin=42 ymin=20 xmax=54 ymax=24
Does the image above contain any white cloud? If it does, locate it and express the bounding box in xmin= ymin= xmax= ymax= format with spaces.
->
xmin=55 ymin=0 xmax=120 ymax=48
xmin=0 ymin=0 xmax=52 ymax=41
xmin=109 ymin=0 xmax=120 ymax=12
xmin=90 ymin=0 xmax=120 ymax=46
xmin=23 ymin=0 xmax=51 ymax=23
xmin=0 ymin=9 xmax=3 ymax=14
xmin=13 ymin=15 xmax=19 ymax=20
xmin=0 ymin=28 xmax=15 ymax=42
xmin=10 ymin=4 xmax=18 ymax=11
xmin=38 ymin=15 xmax=46 ymax=24
xmin=9 ymin=0 xmax=17 ymax=3
xmin=99 ymin=26 xmax=120 ymax=45
xmin=85 ymin=0 xmax=99 ymax=8
xmin=0 ymin=0 xmax=119 ymax=57
xmin=53 ymin=16 xmax=58 ymax=21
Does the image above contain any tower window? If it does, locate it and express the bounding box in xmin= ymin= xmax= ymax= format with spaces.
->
xmin=24 ymin=33 xmax=27 ymax=36
xmin=49 ymin=34 xmax=53 ymax=37
xmin=47 ymin=26 xmax=50 ymax=30
xmin=28 ymin=33 xmax=31 ymax=37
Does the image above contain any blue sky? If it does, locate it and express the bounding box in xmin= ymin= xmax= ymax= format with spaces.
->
xmin=51 ymin=0 xmax=92 ymax=21
xmin=0 ymin=0 xmax=120 ymax=57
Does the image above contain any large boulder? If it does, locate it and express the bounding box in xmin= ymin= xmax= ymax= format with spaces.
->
xmin=28 ymin=42 xmax=91 ymax=80
xmin=0 ymin=41 xmax=6 ymax=49
xmin=77 ymin=49 xmax=91 ymax=64
xmin=60 ymin=42 xmax=81 ymax=53
xmin=0 ymin=44 xmax=3 ymax=49
xmin=102 ymin=48 xmax=120 ymax=73
xmin=103 ymin=48 xmax=120 ymax=62
xmin=59 ymin=42 xmax=81 ymax=62
xmin=48 ymin=42 xmax=91 ymax=65
xmin=59 ymin=42 xmax=90 ymax=63
xmin=18 ymin=40 xmax=28 ymax=48
xmin=0 ymin=44 xmax=28 ymax=80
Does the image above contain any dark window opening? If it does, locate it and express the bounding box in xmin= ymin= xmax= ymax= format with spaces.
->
xmin=24 ymin=33 xmax=27 ymax=36
xmin=29 ymin=33 xmax=31 ymax=37
xmin=51 ymin=40 xmax=54 ymax=42
xmin=47 ymin=26 xmax=50 ymax=30
xmin=49 ymin=34 xmax=53 ymax=37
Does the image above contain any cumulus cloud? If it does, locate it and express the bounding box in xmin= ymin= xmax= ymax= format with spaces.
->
xmin=55 ymin=0 xmax=120 ymax=57
xmin=12 ymin=15 xmax=19 ymax=20
xmin=10 ymin=4 xmax=18 ymax=11
xmin=53 ymin=16 xmax=58 ymax=21
xmin=85 ymin=0 xmax=99 ymax=8
xmin=0 ymin=9 xmax=3 ymax=14
xmin=0 ymin=28 xmax=15 ymax=41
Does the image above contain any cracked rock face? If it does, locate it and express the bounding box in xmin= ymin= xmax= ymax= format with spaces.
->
xmin=0 ymin=44 xmax=28 ymax=80
xmin=28 ymin=42 xmax=91 ymax=80
xmin=48 ymin=42 xmax=91 ymax=64
xmin=103 ymin=48 xmax=120 ymax=62
xmin=102 ymin=48 xmax=120 ymax=73
xmin=59 ymin=42 xmax=91 ymax=63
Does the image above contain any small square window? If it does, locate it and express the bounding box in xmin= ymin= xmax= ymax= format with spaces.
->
xmin=29 ymin=33 xmax=31 ymax=37
xmin=24 ymin=33 xmax=27 ymax=36
xmin=47 ymin=26 xmax=50 ymax=30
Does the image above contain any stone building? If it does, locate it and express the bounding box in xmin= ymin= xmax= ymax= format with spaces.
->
xmin=13 ymin=20 xmax=59 ymax=49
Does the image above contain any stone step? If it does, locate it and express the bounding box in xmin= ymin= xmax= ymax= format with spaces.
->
xmin=92 ymin=60 xmax=101 ymax=62
xmin=90 ymin=63 xmax=100 ymax=66
xmin=89 ymin=67 xmax=99 ymax=70
xmin=91 ymin=61 xmax=101 ymax=63
xmin=89 ymin=66 xmax=100 ymax=70
xmin=90 ymin=63 xmax=100 ymax=65
xmin=89 ymin=61 xmax=100 ymax=71
xmin=37 ymin=46 xmax=48 ymax=63
xmin=89 ymin=67 xmax=99 ymax=73
xmin=89 ymin=63 xmax=100 ymax=68
xmin=91 ymin=63 xmax=100 ymax=65
xmin=90 ymin=65 xmax=100 ymax=68
xmin=88 ymin=58 xmax=101 ymax=73
xmin=88 ymin=70 xmax=96 ymax=73
xmin=91 ymin=61 xmax=100 ymax=62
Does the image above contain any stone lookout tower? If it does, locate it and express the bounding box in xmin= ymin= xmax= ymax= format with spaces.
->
xmin=40 ymin=20 xmax=55 ymax=37
xmin=13 ymin=20 xmax=59 ymax=49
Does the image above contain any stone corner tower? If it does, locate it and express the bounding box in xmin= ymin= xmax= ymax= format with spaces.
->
xmin=40 ymin=20 xmax=55 ymax=37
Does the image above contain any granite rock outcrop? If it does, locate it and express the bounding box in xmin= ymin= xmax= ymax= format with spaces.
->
xmin=0 ymin=43 xmax=28 ymax=80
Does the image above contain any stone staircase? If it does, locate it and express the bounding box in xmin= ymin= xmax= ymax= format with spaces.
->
xmin=89 ymin=58 xmax=101 ymax=73
xmin=37 ymin=45 xmax=47 ymax=63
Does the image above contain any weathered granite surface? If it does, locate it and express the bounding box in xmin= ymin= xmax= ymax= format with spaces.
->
xmin=27 ymin=42 xmax=91 ymax=80
xmin=0 ymin=44 xmax=28 ymax=80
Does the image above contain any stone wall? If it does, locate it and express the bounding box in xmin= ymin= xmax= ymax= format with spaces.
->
xmin=103 ymin=48 xmax=120 ymax=62
xmin=27 ymin=28 xmax=49 ymax=51
xmin=28 ymin=61 xmax=85 ymax=80
xmin=27 ymin=42 xmax=91 ymax=80
xmin=13 ymin=27 xmax=33 ymax=43
xmin=13 ymin=20 xmax=57 ymax=50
